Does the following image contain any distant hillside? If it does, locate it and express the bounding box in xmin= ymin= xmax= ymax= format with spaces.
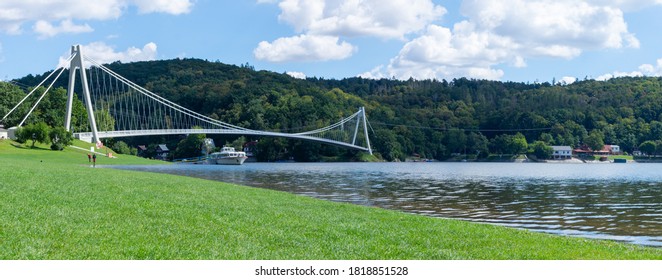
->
xmin=10 ymin=59 xmax=662 ymax=161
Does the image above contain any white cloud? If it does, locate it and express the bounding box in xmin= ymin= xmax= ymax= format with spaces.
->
xmin=639 ymin=58 xmax=662 ymax=76
xmin=597 ymin=58 xmax=662 ymax=80
xmin=596 ymin=71 xmax=643 ymax=81
xmin=254 ymin=34 xmax=355 ymax=62
xmin=365 ymin=23 xmax=511 ymax=80
xmin=131 ymin=0 xmax=193 ymax=15
xmin=359 ymin=61 xmax=505 ymax=81
xmin=462 ymin=0 xmax=639 ymax=55
xmin=33 ymin=19 xmax=93 ymax=38
xmin=286 ymin=71 xmax=306 ymax=79
xmin=58 ymin=42 xmax=158 ymax=68
xmin=0 ymin=8 xmax=24 ymax=35
xmin=512 ymin=56 xmax=527 ymax=68
xmin=358 ymin=65 xmax=384 ymax=79
xmin=0 ymin=0 xmax=193 ymax=36
xmin=588 ymin=0 xmax=662 ymax=11
xmin=559 ymin=76 xmax=578 ymax=85
xmin=401 ymin=24 xmax=514 ymax=68
xmin=277 ymin=0 xmax=445 ymax=39
xmin=367 ymin=0 xmax=643 ymax=81
xmin=256 ymin=0 xmax=444 ymax=63
xmin=596 ymin=74 xmax=614 ymax=81
xmin=383 ymin=59 xmax=505 ymax=81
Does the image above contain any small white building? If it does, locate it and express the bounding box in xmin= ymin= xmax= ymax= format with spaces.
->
xmin=551 ymin=146 xmax=572 ymax=159
xmin=609 ymin=145 xmax=620 ymax=154
xmin=0 ymin=125 xmax=7 ymax=139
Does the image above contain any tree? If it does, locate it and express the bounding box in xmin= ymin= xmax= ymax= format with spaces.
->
xmin=94 ymin=109 xmax=116 ymax=131
xmin=70 ymin=98 xmax=90 ymax=132
xmin=173 ymin=133 xmax=206 ymax=159
xmin=49 ymin=126 xmax=73 ymax=150
xmin=489 ymin=134 xmax=510 ymax=155
xmin=584 ymin=130 xmax=605 ymax=152
xmin=444 ymin=129 xmax=467 ymax=155
xmin=649 ymin=121 xmax=662 ymax=140
xmin=292 ymin=140 xmax=321 ymax=162
xmin=639 ymin=140 xmax=656 ymax=157
xmin=530 ymin=141 xmax=553 ymax=159
xmin=0 ymin=82 xmax=31 ymax=128
xmin=112 ymin=140 xmax=133 ymax=155
xmin=40 ymin=87 xmax=68 ymax=128
xmin=256 ymin=137 xmax=289 ymax=162
xmin=655 ymin=140 xmax=662 ymax=156
xmin=228 ymin=136 xmax=247 ymax=150
xmin=538 ymin=133 xmax=554 ymax=145
xmin=372 ymin=129 xmax=403 ymax=161
xmin=619 ymin=133 xmax=637 ymax=153
xmin=467 ymin=132 xmax=489 ymax=158
xmin=17 ymin=122 xmax=50 ymax=148
xmin=508 ymin=133 xmax=528 ymax=155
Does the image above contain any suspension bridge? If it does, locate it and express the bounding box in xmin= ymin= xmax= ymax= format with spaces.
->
xmin=1 ymin=45 xmax=373 ymax=154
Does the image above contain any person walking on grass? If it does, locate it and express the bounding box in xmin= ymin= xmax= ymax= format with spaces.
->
xmin=92 ymin=154 xmax=97 ymax=167
xmin=88 ymin=154 xmax=91 ymax=163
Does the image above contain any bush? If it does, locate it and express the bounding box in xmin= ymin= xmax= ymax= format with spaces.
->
xmin=16 ymin=122 xmax=50 ymax=148
xmin=112 ymin=141 xmax=132 ymax=155
xmin=49 ymin=126 xmax=73 ymax=151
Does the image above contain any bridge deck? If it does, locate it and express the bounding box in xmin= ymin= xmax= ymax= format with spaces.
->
xmin=74 ymin=129 xmax=371 ymax=152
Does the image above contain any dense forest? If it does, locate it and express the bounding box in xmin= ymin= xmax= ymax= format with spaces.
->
xmin=5 ymin=58 xmax=662 ymax=161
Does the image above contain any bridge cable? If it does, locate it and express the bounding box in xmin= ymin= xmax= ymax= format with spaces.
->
xmin=1 ymin=54 xmax=74 ymax=123
xmin=18 ymin=65 xmax=69 ymax=127
xmin=84 ymin=56 xmax=253 ymax=132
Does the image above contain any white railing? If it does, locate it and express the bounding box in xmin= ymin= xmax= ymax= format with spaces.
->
xmin=74 ymin=128 xmax=372 ymax=152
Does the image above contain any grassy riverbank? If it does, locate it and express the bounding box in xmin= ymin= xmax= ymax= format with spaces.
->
xmin=0 ymin=139 xmax=169 ymax=166
xmin=0 ymin=140 xmax=660 ymax=259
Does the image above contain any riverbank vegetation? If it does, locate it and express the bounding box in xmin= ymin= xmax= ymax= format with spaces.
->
xmin=6 ymin=60 xmax=662 ymax=161
xmin=0 ymin=140 xmax=660 ymax=259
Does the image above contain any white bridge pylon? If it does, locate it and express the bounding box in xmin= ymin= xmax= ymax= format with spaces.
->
xmin=6 ymin=45 xmax=373 ymax=154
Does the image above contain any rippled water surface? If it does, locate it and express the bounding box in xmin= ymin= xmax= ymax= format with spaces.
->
xmin=111 ymin=162 xmax=662 ymax=246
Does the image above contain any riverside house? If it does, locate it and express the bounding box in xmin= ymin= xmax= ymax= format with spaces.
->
xmin=607 ymin=145 xmax=621 ymax=155
xmin=137 ymin=145 xmax=148 ymax=157
xmin=551 ymin=146 xmax=572 ymax=159
xmin=573 ymin=145 xmax=593 ymax=158
xmin=156 ymin=144 xmax=170 ymax=160
xmin=573 ymin=144 xmax=622 ymax=157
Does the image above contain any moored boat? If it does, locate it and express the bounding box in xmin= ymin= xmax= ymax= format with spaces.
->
xmin=207 ymin=147 xmax=248 ymax=165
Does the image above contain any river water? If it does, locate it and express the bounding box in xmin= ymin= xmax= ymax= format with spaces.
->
xmin=111 ymin=162 xmax=662 ymax=247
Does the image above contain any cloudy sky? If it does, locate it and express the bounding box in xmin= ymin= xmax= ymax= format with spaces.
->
xmin=1 ymin=0 xmax=662 ymax=84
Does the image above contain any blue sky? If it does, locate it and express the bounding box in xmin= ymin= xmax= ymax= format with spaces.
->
xmin=1 ymin=0 xmax=662 ymax=84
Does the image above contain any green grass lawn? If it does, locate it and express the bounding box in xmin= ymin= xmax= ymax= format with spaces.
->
xmin=608 ymin=155 xmax=634 ymax=161
xmin=6 ymin=139 xmax=170 ymax=166
xmin=0 ymin=139 xmax=660 ymax=259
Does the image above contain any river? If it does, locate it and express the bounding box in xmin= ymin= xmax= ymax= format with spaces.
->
xmin=110 ymin=162 xmax=662 ymax=247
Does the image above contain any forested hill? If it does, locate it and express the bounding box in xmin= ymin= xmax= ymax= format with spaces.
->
xmin=11 ymin=58 xmax=662 ymax=161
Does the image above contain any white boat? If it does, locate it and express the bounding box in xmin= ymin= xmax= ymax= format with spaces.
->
xmin=207 ymin=147 xmax=248 ymax=165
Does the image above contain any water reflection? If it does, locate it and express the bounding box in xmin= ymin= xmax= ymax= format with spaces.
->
xmin=111 ymin=162 xmax=662 ymax=247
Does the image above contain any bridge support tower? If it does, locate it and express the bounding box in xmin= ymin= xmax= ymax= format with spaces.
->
xmin=65 ymin=45 xmax=100 ymax=145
